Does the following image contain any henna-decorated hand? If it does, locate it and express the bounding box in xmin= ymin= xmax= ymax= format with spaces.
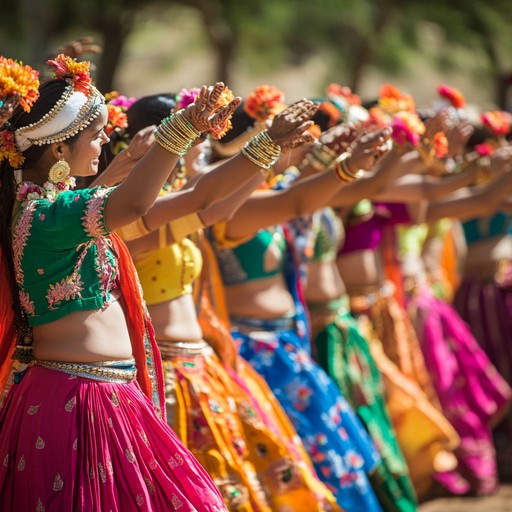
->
xmin=181 ymin=83 xmax=242 ymax=134
xmin=345 ymin=128 xmax=392 ymax=174
xmin=0 ymin=93 xmax=20 ymax=126
xmin=422 ymin=110 xmax=447 ymax=141
xmin=489 ymin=144 xmax=512 ymax=173
xmin=319 ymin=123 xmax=360 ymax=155
xmin=55 ymin=37 xmax=102 ymax=60
xmin=267 ymin=99 xmax=318 ymax=149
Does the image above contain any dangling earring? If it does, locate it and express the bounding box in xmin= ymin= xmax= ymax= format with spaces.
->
xmin=48 ymin=153 xmax=70 ymax=184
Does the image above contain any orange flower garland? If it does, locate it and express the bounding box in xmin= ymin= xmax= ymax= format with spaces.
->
xmin=0 ymin=57 xmax=40 ymax=112
xmin=244 ymin=85 xmax=287 ymax=122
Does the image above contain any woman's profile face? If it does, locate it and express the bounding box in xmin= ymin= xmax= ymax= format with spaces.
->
xmin=66 ymin=107 xmax=109 ymax=177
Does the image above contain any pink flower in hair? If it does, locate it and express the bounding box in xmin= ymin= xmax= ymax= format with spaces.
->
xmin=437 ymin=84 xmax=465 ymax=109
xmin=391 ymin=112 xmax=425 ymax=146
xmin=176 ymin=88 xmax=201 ymax=109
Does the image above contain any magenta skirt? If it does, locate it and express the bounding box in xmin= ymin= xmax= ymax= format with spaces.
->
xmin=0 ymin=365 xmax=227 ymax=512
xmin=408 ymin=286 xmax=512 ymax=495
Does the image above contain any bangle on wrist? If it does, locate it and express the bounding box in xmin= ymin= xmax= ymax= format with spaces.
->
xmin=242 ymin=130 xmax=281 ymax=169
xmin=337 ymin=151 xmax=365 ymax=180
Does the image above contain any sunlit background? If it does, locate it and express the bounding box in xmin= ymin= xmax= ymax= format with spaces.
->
xmin=2 ymin=0 xmax=511 ymax=111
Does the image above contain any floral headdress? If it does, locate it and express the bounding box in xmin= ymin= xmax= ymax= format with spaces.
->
xmin=377 ymin=83 xmax=416 ymax=116
xmin=103 ymin=91 xmax=137 ymax=138
xmin=367 ymin=83 xmax=424 ymax=147
xmin=0 ymin=57 xmax=40 ymax=113
xmin=481 ymin=110 xmax=512 ymax=138
xmin=243 ymin=85 xmax=287 ymax=122
xmin=0 ymin=58 xmax=40 ymax=168
xmin=437 ymin=84 xmax=465 ymax=109
xmin=13 ymin=54 xmax=105 ymax=153
xmin=176 ymin=86 xmax=236 ymax=139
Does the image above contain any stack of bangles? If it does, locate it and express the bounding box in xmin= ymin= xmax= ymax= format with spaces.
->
xmin=241 ymin=130 xmax=281 ymax=179
xmin=154 ymin=110 xmax=201 ymax=155
xmin=302 ymin=143 xmax=338 ymax=172
xmin=333 ymin=152 xmax=366 ymax=183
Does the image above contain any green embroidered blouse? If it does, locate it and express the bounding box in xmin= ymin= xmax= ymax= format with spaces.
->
xmin=12 ymin=186 xmax=117 ymax=326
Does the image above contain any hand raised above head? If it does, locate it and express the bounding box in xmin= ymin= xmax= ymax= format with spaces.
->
xmin=346 ymin=127 xmax=392 ymax=174
xmin=267 ymin=99 xmax=318 ymax=149
xmin=320 ymin=123 xmax=360 ymax=155
xmin=181 ymin=83 xmax=242 ymax=134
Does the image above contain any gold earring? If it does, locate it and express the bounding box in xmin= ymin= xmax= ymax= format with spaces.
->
xmin=48 ymin=156 xmax=70 ymax=183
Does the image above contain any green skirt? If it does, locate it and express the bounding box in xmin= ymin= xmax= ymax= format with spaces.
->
xmin=310 ymin=300 xmax=418 ymax=512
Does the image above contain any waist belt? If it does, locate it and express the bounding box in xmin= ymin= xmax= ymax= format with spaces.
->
xmin=35 ymin=358 xmax=137 ymax=383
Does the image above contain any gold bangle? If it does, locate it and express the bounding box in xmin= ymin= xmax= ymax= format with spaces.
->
xmin=242 ymin=130 xmax=281 ymax=169
xmin=337 ymin=152 xmax=365 ymax=179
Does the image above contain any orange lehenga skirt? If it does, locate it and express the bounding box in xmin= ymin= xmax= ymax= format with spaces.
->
xmin=159 ymin=339 xmax=341 ymax=512
xmin=349 ymin=282 xmax=460 ymax=500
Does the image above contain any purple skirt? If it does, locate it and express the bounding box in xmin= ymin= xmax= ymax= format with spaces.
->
xmin=410 ymin=286 xmax=512 ymax=495
xmin=0 ymin=365 xmax=226 ymax=512
xmin=454 ymin=273 xmax=512 ymax=479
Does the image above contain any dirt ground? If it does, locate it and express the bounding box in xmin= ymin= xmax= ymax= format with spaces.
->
xmin=419 ymin=484 xmax=512 ymax=512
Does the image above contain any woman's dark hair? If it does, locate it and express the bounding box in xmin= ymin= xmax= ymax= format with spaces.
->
xmin=126 ymin=93 xmax=176 ymax=138
xmin=0 ymin=79 xmax=75 ymax=331
xmin=97 ymin=93 xmax=177 ymax=174
xmin=214 ymin=101 xmax=255 ymax=145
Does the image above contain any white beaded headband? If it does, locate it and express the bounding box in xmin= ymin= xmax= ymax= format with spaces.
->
xmin=14 ymin=85 xmax=105 ymax=152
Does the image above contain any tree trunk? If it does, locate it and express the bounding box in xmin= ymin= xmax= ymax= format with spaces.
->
xmin=96 ymin=15 xmax=134 ymax=93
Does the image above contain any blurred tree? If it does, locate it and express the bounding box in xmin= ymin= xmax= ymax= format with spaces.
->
xmin=1 ymin=0 xmax=511 ymax=106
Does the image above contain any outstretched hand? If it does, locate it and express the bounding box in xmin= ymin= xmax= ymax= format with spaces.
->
xmin=55 ymin=37 xmax=102 ymax=60
xmin=346 ymin=127 xmax=392 ymax=174
xmin=181 ymin=83 xmax=242 ymax=134
xmin=320 ymin=123 xmax=361 ymax=155
xmin=267 ymin=99 xmax=318 ymax=149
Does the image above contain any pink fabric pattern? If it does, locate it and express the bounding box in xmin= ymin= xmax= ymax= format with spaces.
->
xmin=408 ymin=286 xmax=512 ymax=495
xmin=0 ymin=366 xmax=227 ymax=511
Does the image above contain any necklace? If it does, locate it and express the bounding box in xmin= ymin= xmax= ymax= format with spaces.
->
xmin=16 ymin=176 xmax=76 ymax=203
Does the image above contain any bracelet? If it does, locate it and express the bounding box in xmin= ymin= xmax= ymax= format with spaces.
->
xmin=302 ymin=143 xmax=338 ymax=172
xmin=154 ymin=110 xmax=200 ymax=156
xmin=336 ymin=151 xmax=365 ymax=181
xmin=242 ymin=130 xmax=281 ymax=169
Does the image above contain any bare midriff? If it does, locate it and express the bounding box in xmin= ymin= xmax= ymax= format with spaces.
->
xmin=225 ymin=273 xmax=295 ymax=319
xmin=148 ymin=293 xmax=203 ymax=343
xmin=336 ymin=248 xmax=386 ymax=295
xmin=33 ymin=299 xmax=133 ymax=362
xmin=464 ymin=235 xmax=512 ymax=269
xmin=305 ymin=260 xmax=346 ymax=303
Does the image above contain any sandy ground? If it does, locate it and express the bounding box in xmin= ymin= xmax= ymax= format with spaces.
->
xmin=419 ymin=484 xmax=512 ymax=512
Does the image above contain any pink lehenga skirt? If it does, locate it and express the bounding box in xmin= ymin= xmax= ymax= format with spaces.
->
xmin=0 ymin=364 xmax=227 ymax=512
xmin=407 ymin=285 xmax=512 ymax=495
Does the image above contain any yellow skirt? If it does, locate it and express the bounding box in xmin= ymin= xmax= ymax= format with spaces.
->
xmin=160 ymin=340 xmax=341 ymax=512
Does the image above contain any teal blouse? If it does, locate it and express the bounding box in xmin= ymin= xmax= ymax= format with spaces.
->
xmin=213 ymin=226 xmax=286 ymax=285
xmin=12 ymin=186 xmax=117 ymax=326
